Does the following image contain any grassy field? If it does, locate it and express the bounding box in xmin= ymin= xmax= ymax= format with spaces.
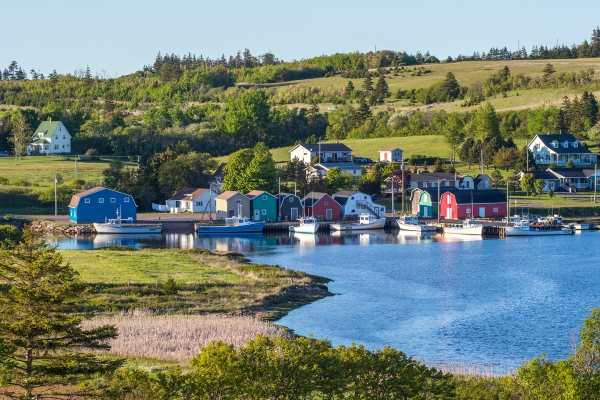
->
xmin=61 ymin=247 xmax=331 ymax=320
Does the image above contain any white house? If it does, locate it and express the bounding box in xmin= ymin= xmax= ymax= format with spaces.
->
xmin=332 ymin=191 xmax=386 ymax=218
xmin=529 ymin=133 xmax=596 ymax=166
xmin=378 ymin=147 xmax=403 ymax=162
xmin=407 ymin=172 xmax=460 ymax=190
xmin=309 ymin=162 xmax=363 ymax=178
xmin=166 ymin=187 xmax=217 ymax=213
xmin=28 ymin=120 xmax=71 ymax=155
xmin=289 ymin=143 xmax=352 ymax=164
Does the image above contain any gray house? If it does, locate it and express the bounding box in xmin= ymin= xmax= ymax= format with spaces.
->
xmin=276 ymin=193 xmax=304 ymax=221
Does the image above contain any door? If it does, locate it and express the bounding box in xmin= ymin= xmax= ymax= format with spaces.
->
xmin=254 ymin=210 xmax=260 ymax=221
xmin=326 ymin=209 xmax=332 ymax=220
xmin=446 ymin=207 xmax=453 ymax=219
xmin=384 ymin=152 xmax=388 ymax=161
xmin=479 ymin=207 xmax=485 ymax=217
xmin=291 ymin=207 xmax=298 ymax=221
xmin=228 ymin=209 xmax=234 ymax=218
xmin=423 ymin=207 xmax=429 ymax=217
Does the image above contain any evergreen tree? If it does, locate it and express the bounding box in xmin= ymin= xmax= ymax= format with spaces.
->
xmin=442 ymin=72 xmax=460 ymax=99
xmin=374 ymin=75 xmax=390 ymax=101
xmin=0 ymin=229 xmax=121 ymax=398
xmin=459 ymin=138 xmax=476 ymax=169
xmin=362 ymin=75 xmax=373 ymax=96
xmin=543 ymin=63 xmax=556 ymax=80
xmin=344 ymin=80 xmax=355 ymax=98
xmin=355 ymin=99 xmax=372 ymax=124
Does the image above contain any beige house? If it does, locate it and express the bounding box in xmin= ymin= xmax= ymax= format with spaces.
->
xmin=215 ymin=191 xmax=251 ymax=220
xmin=378 ymin=147 xmax=403 ymax=162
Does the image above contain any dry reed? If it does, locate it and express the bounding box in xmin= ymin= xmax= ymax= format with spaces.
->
xmin=82 ymin=310 xmax=291 ymax=363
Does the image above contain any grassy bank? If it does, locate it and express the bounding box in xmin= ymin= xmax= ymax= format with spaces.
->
xmin=61 ymin=247 xmax=331 ymax=320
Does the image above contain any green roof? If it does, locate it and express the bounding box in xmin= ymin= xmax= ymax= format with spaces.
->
xmin=32 ymin=121 xmax=62 ymax=139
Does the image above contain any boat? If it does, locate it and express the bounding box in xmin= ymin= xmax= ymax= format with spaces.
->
xmin=290 ymin=216 xmax=319 ymax=234
xmin=505 ymin=219 xmax=573 ymax=236
xmin=93 ymin=210 xmax=162 ymax=234
xmin=574 ymin=223 xmax=592 ymax=230
xmin=397 ymin=214 xmax=436 ymax=232
xmin=330 ymin=213 xmax=386 ymax=231
xmin=443 ymin=218 xmax=483 ymax=236
xmin=197 ymin=216 xmax=265 ymax=233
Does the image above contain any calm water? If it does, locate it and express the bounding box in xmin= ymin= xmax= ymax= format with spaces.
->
xmin=51 ymin=231 xmax=600 ymax=367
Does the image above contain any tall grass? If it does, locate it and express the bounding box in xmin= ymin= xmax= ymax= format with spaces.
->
xmin=83 ymin=311 xmax=290 ymax=362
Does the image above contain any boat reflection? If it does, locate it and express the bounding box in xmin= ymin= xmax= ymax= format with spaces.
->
xmin=439 ymin=233 xmax=484 ymax=242
xmin=330 ymin=230 xmax=387 ymax=245
xmin=93 ymin=233 xmax=163 ymax=248
xmin=396 ymin=230 xmax=437 ymax=244
xmin=195 ymin=233 xmax=272 ymax=253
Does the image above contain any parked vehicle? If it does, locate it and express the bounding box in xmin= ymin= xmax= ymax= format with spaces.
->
xmin=0 ymin=151 xmax=8 ymax=157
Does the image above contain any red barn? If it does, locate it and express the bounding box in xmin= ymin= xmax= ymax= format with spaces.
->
xmin=302 ymin=192 xmax=341 ymax=220
xmin=440 ymin=190 xmax=507 ymax=219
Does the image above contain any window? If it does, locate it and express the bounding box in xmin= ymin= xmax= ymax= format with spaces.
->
xmin=110 ymin=198 xmax=116 ymax=203
xmin=99 ymin=198 xmax=104 ymax=203
xmin=262 ymin=195 xmax=267 ymax=200
xmin=196 ymin=201 xmax=203 ymax=206
xmin=124 ymin=197 xmax=130 ymax=202
xmin=423 ymin=182 xmax=428 ymax=188
xmin=62 ymin=145 xmax=65 ymax=148
xmin=466 ymin=208 xmax=471 ymax=214
xmin=574 ymin=141 xmax=579 ymax=148
xmin=59 ymin=126 xmax=61 ymax=131
xmin=262 ymin=209 xmax=266 ymax=215
xmin=445 ymin=181 xmax=450 ymax=186
xmin=55 ymin=136 xmax=58 ymax=139
xmin=552 ymin=141 xmax=558 ymax=148
xmin=353 ymin=170 xmax=356 ymax=174
xmin=44 ymin=145 xmax=49 ymax=150
xmin=564 ymin=141 xmax=569 ymax=148
xmin=493 ymin=207 xmax=498 ymax=212
xmin=536 ymin=155 xmax=540 ymax=160
xmin=85 ymin=198 xmax=90 ymax=204
xmin=324 ymin=200 xmax=328 ymax=205
xmin=447 ymin=196 xmax=451 ymax=204
xmin=54 ymin=145 xmax=59 ymax=149
xmin=236 ymin=199 xmax=241 ymax=204
xmin=546 ymin=155 xmax=550 ymax=161
xmin=63 ymin=135 xmax=65 ymax=139
xmin=363 ymin=196 xmax=367 ymax=199
xmin=351 ymin=209 xmax=356 ymax=213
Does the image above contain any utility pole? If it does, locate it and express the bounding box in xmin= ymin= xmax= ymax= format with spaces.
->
xmin=437 ymin=180 xmax=441 ymax=223
xmin=137 ymin=156 xmax=141 ymax=170
xmin=318 ymin=137 xmax=321 ymax=164
xmin=506 ymin=179 xmax=510 ymax=226
xmin=391 ymin=178 xmax=394 ymax=216
xmin=595 ymin=163 xmax=597 ymax=203
xmin=15 ymin=138 xmax=18 ymax=165
xmin=54 ymin=174 xmax=58 ymax=216
xmin=526 ymin=138 xmax=529 ymax=172
xmin=401 ymin=158 xmax=405 ymax=214
xmin=75 ymin=155 xmax=78 ymax=179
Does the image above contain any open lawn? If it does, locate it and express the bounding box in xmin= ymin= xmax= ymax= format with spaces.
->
xmin=61 ymin=248 xmax=331 ymax=319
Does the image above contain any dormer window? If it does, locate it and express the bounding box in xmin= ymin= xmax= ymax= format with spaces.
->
xmin=552 ymin=141 xmax=558 ymax=148
xmin=574 ymin=141 xmax=579 ymax=148
xmin=563 ymin=141 xmax=568 ymax=148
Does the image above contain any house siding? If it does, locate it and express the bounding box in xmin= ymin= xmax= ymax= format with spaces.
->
xmin=440 ymin=192 xmax=506 ymax=219
xmin=249 ymin=193 xmax=278 ymax=221
xmin=69 ymin=189 xmax=136 ymax=223
xmin=305 ymin=195 xmax=341 ymax=220
xmin=215 ymin=193 xmax=251 ymax=220
xmin=277 ymin=195 xmax=304 ymax=221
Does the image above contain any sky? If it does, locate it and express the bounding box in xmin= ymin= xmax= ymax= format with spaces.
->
xmin=3 ymin=0 xmax=600 ymax=77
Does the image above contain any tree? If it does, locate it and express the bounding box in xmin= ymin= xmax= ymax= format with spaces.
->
xmin=493 ymin=146 xmax=520 ymax=171
xmin=157 ymin=152 xmax=216 ymax=197
xmin=374 ymin=76 xmax=390 ymax=102
xmin=443 ymin=113 xmax=465 ymax=165
xmin=362 ymin=75 xmax=373 ymax=96
xmin=534 ymin=179 xmax=546 ymax=197
xmin=223 ymin=148 xmax=254 ymax=192
xmin=327 ymin=167 xmax=344 ymax=192
xmin=490 ymin=169 xmax=504 ymax=188
xmin=355 ymin=99 xmax=372 ymax=124
xmin=433 ymin=158 xmax=444 ymax=172
xmin=515 ymin=146 xmax=536 ymax=172
xmin=442 ymin=71 xmax=460 ymax=100
xmin=472 ymin=102 xmax=501 ymax=140
xmin=163 ymin=277 xmax=179 ymax=295
xmin=459 ymin=138 xmax=477 ymax=169
xmin=221 ymin=90 xmax=271 ymax=145
xmin=566 ymin=159 xmax=575 ymax=168
xmin=521 ymin=173 xmax=535 ymax=196
xmin=572 ymin=307 xmax=600 ymax=398
xmin=0 ymin=229 xmax=121 ymax=398
xmin=344 ymin=80 xmax=355 ymax=98
xmin=223 ymin=144 xmax=277 ymax=193
xmin=543 ymin=63 xmax=556 ymax=80
xmin=9 ymin=111 xmax=32 ymax=159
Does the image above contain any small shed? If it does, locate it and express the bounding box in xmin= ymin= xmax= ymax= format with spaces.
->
xmin=246 ymin=190 xmax=278 ymax=221
xmin=276 ymin=193 xmax=304 ymax=221
xmin=69 ymin=187 xmax=136 ymax=223
xmin=215 ymin=191 xmax=251 ymax=220
xmin=303 ymin=192 xmax=341 ymax=220
xmin=378 ymin=147 xmax=403 ymax=162
xmin=440 ymin=190 xmax=507 ymax=219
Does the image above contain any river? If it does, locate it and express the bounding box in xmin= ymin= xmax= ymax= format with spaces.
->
xmin=51 ymin=230 xmax=600 ymax=367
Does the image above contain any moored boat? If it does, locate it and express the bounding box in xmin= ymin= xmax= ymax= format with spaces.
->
xmin=290 ymin=217 xmax=319 ymax=234
xmin=197 ymin=216 xmax=265 ymax=233
xmin=505 ymin=219 xmax=573 ymax=236
xmin=397 ymin=214 xmax=436 ymax=232
xmin=330 ymin=213 xmax=386 ymax=231
xmin=93 ymin=210 xmax=162 ymax=234
xmin=443 ymin=218 xmax=483 ymax=236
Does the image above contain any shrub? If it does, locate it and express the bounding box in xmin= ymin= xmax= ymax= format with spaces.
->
xmin=85 ymin=149 xmax=100 ymax=160
xmin=11 ymin=179 xmax=30 ymax=187
xmin=163 ymin=278 xmax=178 ymax=295
xmin=0 ymin=225 xmax=23 ymax=244
xmin=0 ymin=177 xmax=9 ymax=185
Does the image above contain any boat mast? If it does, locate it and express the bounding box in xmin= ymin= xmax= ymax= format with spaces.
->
xmin=506 ymin=179 xmax=509 ymax=227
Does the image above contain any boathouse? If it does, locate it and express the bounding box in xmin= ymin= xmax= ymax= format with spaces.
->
xmin=410 ymin=188 xmax=454 ymax=218
xmin=333 ymin=191 xmax=385 ymax=218
xmin=440 ymin=190 xmax=507 ymax=219
xmin=246 ymin=190 xmax=277 ymax=221
xmin=215 ymin=191 xmax=251 ymax=220
xmin=302 ymin=191 xmax=341 ymax=220
xmin=69 ymin=186 xmax=136 ymax=223
xmin=276 ymin=193 xmax=304 ymax=221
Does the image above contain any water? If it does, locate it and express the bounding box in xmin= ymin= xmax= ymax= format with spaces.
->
xmin=51 ymin=231 xmax=600 ymax=367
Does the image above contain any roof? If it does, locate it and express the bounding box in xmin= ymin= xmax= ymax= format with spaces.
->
xmin=167 ymin=187 xmax=208 ymax=201
xmin=212 ymin=163 xmax=226 ymax=178
xmin=379 ymin=147 xmax=402 ymax=152
xmin=534 ymin=134 xmax=592 ymax=154
xmin=302 ymin=191 xmax=330 ymax=206
xmin=215 ymin=190 xmax=247 ymax=200
xmin=547 ymin=168 xmax=595 ymax=179
xmin=406 ymin=172 xmax=457 ymax=182
xmin=411 ymin=187 xmax=461 ymax=203
xmin=68 ymin=186 xmax=136 ymax=207
xmin=522 ymin=171 xmax=560 ymax=180
xmin=443 ymin=189 xmax=507 ymax=204
xmin=473 ymin=174 xmax=489 ymax=186
xmin=276 ymin=192 xmax=301 ymax=200
xmin=315 ymin=162 xmax=362 ymax=170
xmin=290 ymin=143 xmax=352 ymax=153
xmin=32 ymin=121 xmax=64 ymax=139
xmin=332 ymin=190 xmax=362 ymax=205
xmin=245 ymin=190 xmax=276 ymax=199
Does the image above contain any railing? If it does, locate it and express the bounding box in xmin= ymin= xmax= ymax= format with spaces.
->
xmin=356 ymin=200 xmax=383 ymax=218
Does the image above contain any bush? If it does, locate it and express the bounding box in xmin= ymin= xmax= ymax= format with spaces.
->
xmin=163 ymin=277 xmax=178 ymax=295
xmin=70 ymin=179 xmax=86 ymax=189
xmin=85 ymin=149 xmax=100 ymax=160
xmin=0 ymin=177 xmax=9 ymax=185
xmin=0 ymin=225 xmax=23 ymax=244
xmin=11 ymin=179 xmax=30 ymax=187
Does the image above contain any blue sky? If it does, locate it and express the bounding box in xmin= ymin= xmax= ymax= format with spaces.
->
xmin=3 ymin=0 xmax=600 ymax=76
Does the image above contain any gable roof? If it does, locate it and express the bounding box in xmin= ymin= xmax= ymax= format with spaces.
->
xmin=245 ymin=190 xmax=276 ymax=199
xmin=332 ymin=190 xmax=365 ymax=205
xmin=534 ymin=134 xmax=592 ymax=154
xmin=547 ymin=168 xmax=595 ymax=179
xmin=215 ymin=190 xmax=247 ymax=200
xmin=168 ymin=187 xmax=209 ymax=201
xmin=379 ymin=147 xmax=402 ymax=152
xmin=411 ymin=187 xmax=461 ymax=203
xmin=32 ymin=121 xmax=68 ymax=139
xmin=521 ymin=171 xmax=560 ymax=180
xmin=314 ymin=162 xmax=362 ymax=171
xmin=444 ymin=189 xmax=507 ymax=204
xmin=212 ymin=163 xmax=226 ymax=178
xmin=68 ymin=186 xmax=136 ymax=207
xmin=302 ymin=191 xmax=333 ymax=207
xmin=405 ymin=172 xmax=456 ymax=182
xmin=290 ymin=143 xmax=352 ymax=153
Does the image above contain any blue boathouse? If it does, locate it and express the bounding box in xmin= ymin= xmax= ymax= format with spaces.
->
xmin=68 ymin=186 xmax=137 ymax=223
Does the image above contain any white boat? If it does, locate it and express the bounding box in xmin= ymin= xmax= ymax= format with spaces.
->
xmin=94 ymin=210 xmax=162 ymax=234
xmin=330 ymin=213 xmax=386 ymax=231
xmin=290 ymin=217 xmax=319 ymax=234
xmin=444 ymin=218 xmax=483 ymax=236
xmin=574 ymin=223 xmax=591 ymax=230
xmin=397 ymin=214 xmax=436 ymax=232
xmin=197 ymin=216 xmax=265 ymax=233
xmin=505 ymin=219 xmax=573 ymax=236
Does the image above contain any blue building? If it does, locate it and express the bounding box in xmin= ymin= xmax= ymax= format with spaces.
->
xmin=68 ymin=186 xmax=137 ymax=223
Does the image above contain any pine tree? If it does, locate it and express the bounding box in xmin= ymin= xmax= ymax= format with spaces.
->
xmin=0 ymin=229 xmax=121 ymax=398
xmin=362 ymin=75 xmax=373 ymax=96
xmin=344 ymin=80 xmax=355 ymax=98
xmin=374 ymin=75 xmax=390 ymax=101
xmin=356 ymin=98 xmax=372 ymax=123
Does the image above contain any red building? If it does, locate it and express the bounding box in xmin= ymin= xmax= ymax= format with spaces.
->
xmin=440 ymin=190 xmax=507 ymax=219
xmin=302 ymin=192 xmax=341 ymax=220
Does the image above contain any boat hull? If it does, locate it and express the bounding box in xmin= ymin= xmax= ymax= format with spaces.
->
xmin=398 ymin=223 xmax=436 ymax=233
xmin=197 ymin=221 xmax=266 ymax=233
xmin=290 ymin=224 xmax=319 ymax=234
xmin=93 ymin=223 xmax=162 ymax=234
xmin=444 ymin=225 xmax=483 ymax=236
xmin=505 ymin=227 xmax=573 ymax=236
xmin=330 ymin=219 xmax=386 ymax=231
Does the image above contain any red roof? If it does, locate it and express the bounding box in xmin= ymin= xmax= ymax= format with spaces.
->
xmin=68 ymin=186 xmax=106 ymax=207
xmin=168 ymin=187 xmax=208 ymax=201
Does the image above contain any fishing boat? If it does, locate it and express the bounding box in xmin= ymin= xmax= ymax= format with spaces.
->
xmin=330 ymin=213 xmax=386 ymax=231
xmin=397 ymin=214 xmax=436 ymax=232
xmin=443 ymin=218 xmax=483 ymax=236
xmin=197 ymin=216 xmax=265 ymax=233
xmin=290 ymin=217 xmax=319 ymax=234
xmin=93 ymin=210 xmax=162 ymax=234
xmin=505 ymin=219 xmax=573 ymax=236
